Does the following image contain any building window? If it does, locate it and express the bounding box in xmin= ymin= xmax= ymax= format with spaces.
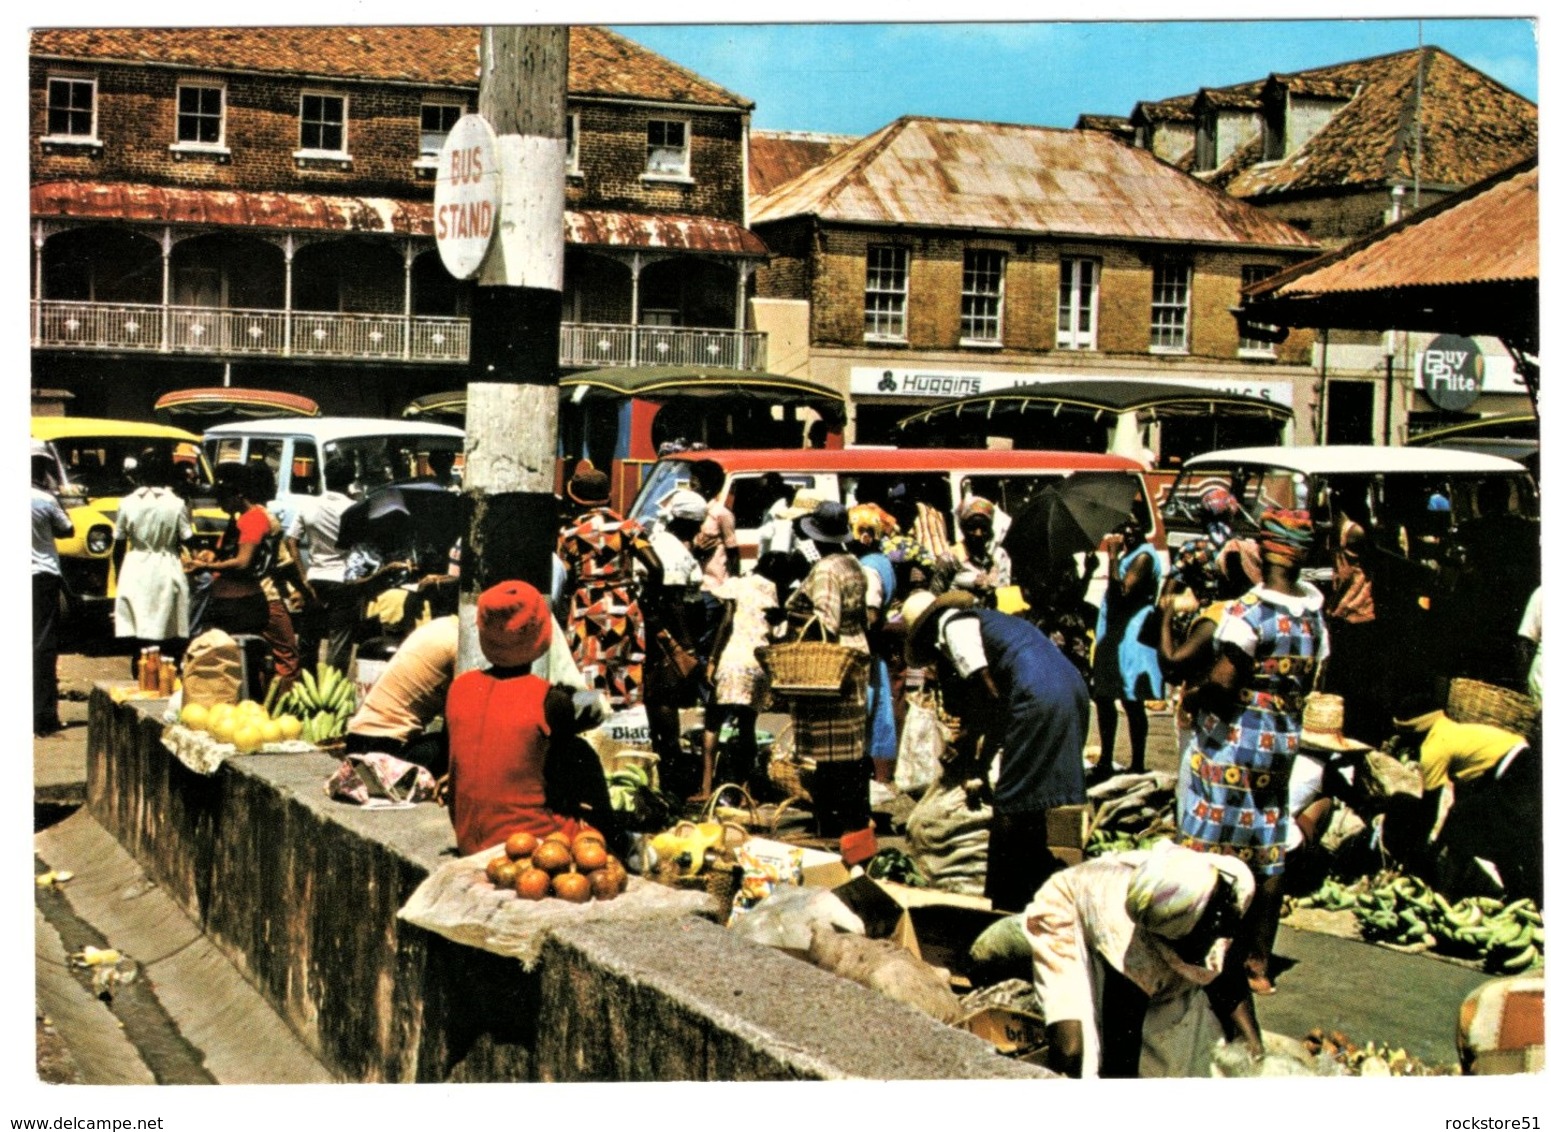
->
xmin=1239 ymin=264 xmax=1280 ymax=355
xmin=299 ymin=92 xmax=347 ymax=153
xmin=960 ymin=249 xmax=1005 ymax=345
xmin=645 ymin=118 xmax=688 ymax=177
xmin=1057 ymin=257 xmax=1099 ymax=350
xmin=419 ymin=101 xmax=462 ymax=158
xmin=176 ymin=83 xmax=224 ymax=146
xmin=46 ymin=75 xmax=96 ymax=139
xmin=864 ymin=246 xmax=909 ymax=342
xmin=566 ymin=111 xmax=580 ymax=174
xmin=1150 ymin=262 xmax=1191 ymax=352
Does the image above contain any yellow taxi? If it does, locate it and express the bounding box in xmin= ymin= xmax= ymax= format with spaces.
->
xmin=30 ymin=416 xmax=225 ymax=620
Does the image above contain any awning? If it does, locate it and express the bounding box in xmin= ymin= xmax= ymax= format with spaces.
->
xmin=406 ymin=367 xmax=844 ymax=421
xmin=153 ymin=388 xmax=321 ymax=419
xmin=897 ymin=379 xmax=1292 ymax=433
xmin=33 ymin=182 xmax=767 ymax=255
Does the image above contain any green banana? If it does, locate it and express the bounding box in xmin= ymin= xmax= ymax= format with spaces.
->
xmin=1496 ymin=944 xmax=1541 ymax=974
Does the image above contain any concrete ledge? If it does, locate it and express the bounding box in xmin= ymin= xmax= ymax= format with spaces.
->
xmin=86 ymin=688 xmax=1048 ymax=1082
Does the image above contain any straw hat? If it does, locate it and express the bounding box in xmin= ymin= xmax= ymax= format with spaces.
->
xmin=1299 ymin=693 xmax=1372 ymax=752
xmin=775 ymin=488 xmax=824 ymax=520
xmin=901 ymin=589 xmax=976 ymax=666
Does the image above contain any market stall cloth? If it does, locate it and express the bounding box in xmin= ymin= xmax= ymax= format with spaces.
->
xmin=398 ymin=846 xmax=717 ymax=969
xmin=158 ymin=721 xmax=312 ymax=776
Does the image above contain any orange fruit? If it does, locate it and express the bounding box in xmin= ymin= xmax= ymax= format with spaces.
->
xmin=532 ymin=841 xmax=572 ymax=875
xmin=589 ymin=869 xmax=623 ymax=901
xmin=516 ymin=868 xmax=551 ymax=900
xmin=573 ymin=827 xmax=607 ymax=848
xmin=490 ymin=858 xmax=520 ymax=890
xmin=573 ymin=839 xmax=609 ymax=874
xmin=484 ymin=856 xmax=506 ymax=884
xmin=543 ymin=830 xmax=574 ymax=849
xmin=552 ymin=871 xmax=592 ymax=904
xmin=504 ymin=830 xmax=540 ymax=860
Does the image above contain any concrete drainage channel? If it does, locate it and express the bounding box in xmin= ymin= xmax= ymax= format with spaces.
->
xmin=34 ymin=808 xmax=333 ymax=1086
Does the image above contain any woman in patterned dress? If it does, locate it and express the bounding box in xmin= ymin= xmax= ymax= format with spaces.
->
xmin=555 ymin=461 xmax=661 ymax=709
xmin=1176 ymin=508 xmax=1328 ymax=997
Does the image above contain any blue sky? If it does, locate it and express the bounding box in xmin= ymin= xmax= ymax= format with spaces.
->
xmin=616 ymin=19 xmax=1538 ymax=136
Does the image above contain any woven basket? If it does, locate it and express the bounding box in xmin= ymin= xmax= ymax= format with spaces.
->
xmin=766 ymin=754 xmax=815 ymax=803
xmin=1447 ymin=678 xmax=1538 ymax=738
xmin=757 ymin=617 xmax=867 ymax=698
xmin=653 ymin=861 xmax=742 ymax=925
xmin=704 ymin=782 xmax=804 ymax=835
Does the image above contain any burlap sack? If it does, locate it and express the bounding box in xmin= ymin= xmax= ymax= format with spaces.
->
xmin=181 ymin=629 xmax=244 ymax=708
xmin=1358 ymin=750 xmax=1424 ymax=801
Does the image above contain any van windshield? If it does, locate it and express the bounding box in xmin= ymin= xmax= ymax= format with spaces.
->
xmin=322 ymin=435 xmax=464 ymax=492
xmin=630 ymin=459 xmax=698 ymax=522
xmin=51 ymin=435 xmax=213 ymax=501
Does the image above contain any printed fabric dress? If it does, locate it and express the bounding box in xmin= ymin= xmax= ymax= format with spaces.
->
xmin=1176 ymin=582 xmax=1330 ymax=877
xmin=556 ymin=507 xmax=651 ymax=708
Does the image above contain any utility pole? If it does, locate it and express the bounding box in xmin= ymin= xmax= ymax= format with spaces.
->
xmin=452 ymin=26 xmax=569 ymax=671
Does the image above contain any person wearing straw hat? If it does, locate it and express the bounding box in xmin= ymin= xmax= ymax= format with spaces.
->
xmin=759 ymin=485 xmax=822 ymax=560
xmin=443 ymin=581 xmax=621 ymax=858
xmin=555 ymin=459 xmax=663 ymax=712
xmin=1024 ymin=840 xmax=1260 ymax=1078
xmin=1284 ymin=693 xmax=1371 ymax=862
xmin=781 ymin=500 xmax=876 ymax=861
xmin=1175 ymin=507 xmax=1329 ymax=998
xmin=902 ymin=586 xmax=1088 ymax=912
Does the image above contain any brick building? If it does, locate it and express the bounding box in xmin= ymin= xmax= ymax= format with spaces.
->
xmin=29 ymin=26 xmax=767 ymax=420
xmin=1111 ymin=46 xmax=1538 ymax=440
xmin=748 ymin=116 xmax=1324 ymax=453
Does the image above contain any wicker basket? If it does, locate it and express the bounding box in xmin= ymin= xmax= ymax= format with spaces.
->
xmin=704 ymin=782 xmax=804 ymax=835
xmin=652 ymin=859 xmax=742 ymax=925
xmin=757 ymin=618 xmax=868 ymax=698
xmin=1447 ymin=678 xmax=1538 ymax=739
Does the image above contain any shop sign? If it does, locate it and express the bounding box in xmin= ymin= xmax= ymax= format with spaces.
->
xmin=849 ymin=366 xmax=1293 ymax=406
xmin=434 ymin=115 xmax=501 ymax=280
xmin=1417 ymin=334 xmax=1485 ymax=412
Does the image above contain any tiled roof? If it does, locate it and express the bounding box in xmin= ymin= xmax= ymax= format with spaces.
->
xmin=28 ymin=26 xmax=751 ymax=109
xmin=1074 ymin=113 xmax=1132 ymax=136
xmin=750 ymin=116 xmax=1318 ymax=250
xmin=1109 ymin=47 xmax=1537 ymax=200
xmin=748 ymin=130 xmax=860 ymax=197
xmin=1247 ymin=158 xmax=1537 ymax=298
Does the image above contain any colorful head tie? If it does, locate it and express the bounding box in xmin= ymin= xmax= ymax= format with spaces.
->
xmin=1256 ymin=508 xmax=1314 ymax=564
xmin=1198 ymin=486 xmax=1240 ymax=520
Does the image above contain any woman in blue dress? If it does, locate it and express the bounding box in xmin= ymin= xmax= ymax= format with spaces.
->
xmin=1177 ymin=508 xmax=1327 ymax=996
xmin=1089 ymin=519 xmax=1164 ymax=781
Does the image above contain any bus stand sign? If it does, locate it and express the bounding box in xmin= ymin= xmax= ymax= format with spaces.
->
xmin=434 ymin=114 xmax=502 ymax=280
xmin=1418 ymin=333 xmax=1484 ymax=412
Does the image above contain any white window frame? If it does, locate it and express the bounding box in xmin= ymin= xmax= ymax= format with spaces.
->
xmin=172 ymin=80 xmax=227 ymax=152
xmin=45 ymin=73 xmax=98 ymax=143
xmin=1149 ymin=262 xmax=1191 ymax=353
xmin=296 ymin=90 xmax=348 ymax=158
xmin=566 ymin=111 xmax=581 ymax=175
xmin=417 ymin=99 xmax=464 ymax=160
xmin=864 ymin=245 xmax=910 ymax=343
xmin=959 ymin=249 xmax=1005 ymax=347
xmin=1057 ymin=257 xmax=1100 ymax=350
xmin=1238 ymin=264 xmax=1280 ymax=357
xmin=643 ymin=117 xmax=690 ymax=180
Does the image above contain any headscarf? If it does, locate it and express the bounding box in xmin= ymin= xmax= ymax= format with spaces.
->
xmin=1198 ymin=485 xmax=1240 ymax=520
xmin=1124 ymin=842 xmax=1253 ymax=941
xmin=849 ymin=502 xmax=897 ymax=543
xmin=1256 ymin=508 xmax=1315 ymax=565
xmin=958 ymin=496 xmax=996 ymax=526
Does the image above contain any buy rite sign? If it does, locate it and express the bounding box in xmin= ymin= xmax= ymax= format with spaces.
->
xmin=434 ymin=115 xmax=502 ymax=280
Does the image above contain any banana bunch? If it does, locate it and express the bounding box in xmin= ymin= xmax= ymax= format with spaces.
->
xmin=1084 ymin=829 xmax=1164 ymax=858
xmin=649 ymin=820 xmax=732 ymax=878
xmin=274 ymin=663 xmax=358 ymax=746
xmin=1293 ymin=873 xmax=1543 ymax=974
xmin=607 ymin=764 xmax=653 ymax=813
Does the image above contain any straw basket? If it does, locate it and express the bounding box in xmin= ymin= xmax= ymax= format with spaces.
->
xmin=1447 ymin=678 xmax=1539 ymax=739
xmin=761 ymin=724 xmax=814 ymax=803
xmin=756 ymin=618 xmax=868 ymax=699
xmin=703 ymin=782 xmax=804 ymax=836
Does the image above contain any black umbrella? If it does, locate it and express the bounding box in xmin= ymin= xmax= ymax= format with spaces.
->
xmin=1003 ymin=472 xmax=1141 ymax=577
xmin=336 ymin=482 xmax=462 ymax=557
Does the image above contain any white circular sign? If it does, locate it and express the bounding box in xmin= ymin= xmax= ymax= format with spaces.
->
xmin=434 ymin=114 xmax=502 ymax=280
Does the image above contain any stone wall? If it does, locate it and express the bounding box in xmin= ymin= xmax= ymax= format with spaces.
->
xmin=86 ymin=690 xmax=1047 ymax=1083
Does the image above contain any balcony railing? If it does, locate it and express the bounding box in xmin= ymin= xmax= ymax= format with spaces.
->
xmin=33 ymin=301 xmax=768 ymax=371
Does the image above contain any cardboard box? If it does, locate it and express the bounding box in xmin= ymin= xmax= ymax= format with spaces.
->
xmin=831 ymin=876 xmax=1003 ymax=978
xmin=958 ymin=1006 xmax=1046 ymax=1056
xmin=1047 ymin=803 xmax=1093 ymax=868
xmin=739 ymin=836 xmax=850 ymax=889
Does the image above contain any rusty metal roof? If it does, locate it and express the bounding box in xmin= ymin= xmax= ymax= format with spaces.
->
xmin=28 ymin=26 xmax=751 ymax=110
xmin=750 ymin=116 xmax=1317 ymax=251
xmin=1248 ymin=159 xmax=1537 ymax=297
xmin=30 ymin=182 xmax=766 ymax=255
xmin=565 ymin=210 xmax=766 ymax=255
xmin=749 ymin=130 xmax=860 ymax=197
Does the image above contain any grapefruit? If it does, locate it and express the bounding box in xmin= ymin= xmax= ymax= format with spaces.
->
xmin=180 ymin=703 xmax=210 ymax=731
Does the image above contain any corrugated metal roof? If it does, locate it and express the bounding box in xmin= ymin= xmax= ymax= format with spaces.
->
xmin=30 ymin=182 xmax=767 ymax=255
xmin=750 ymin=116 xmax=1318 ymax=250
xmin=28 ymin=26 xmax=751 ymax=109
xmin=749 ymin=130 xmax=860 ymax=197
xmin=1250 ymin=161 xmax=1537 ymax=297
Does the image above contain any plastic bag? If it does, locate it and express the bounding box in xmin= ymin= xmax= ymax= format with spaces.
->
xmin=894 ymin=691 xmax=948 ymax=794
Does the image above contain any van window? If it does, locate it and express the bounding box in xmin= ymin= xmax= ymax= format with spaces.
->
xmin=322 ymin=434 xmax=463 ymax=492
xmin=208 ymin=437 xmax=245 ymax=467
xmin=727 ymin=475 xmax=815 ymax=529
xmin=630 ymin=458 xmax=696 ymax=522
xmin=248 ymin=438 xmax=286 ymax=481
xmin=291 ymin=440 xmax=321 ymax=498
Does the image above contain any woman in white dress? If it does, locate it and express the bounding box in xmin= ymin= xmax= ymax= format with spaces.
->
xmin=113 ymin=447 xmax=193 ymax=675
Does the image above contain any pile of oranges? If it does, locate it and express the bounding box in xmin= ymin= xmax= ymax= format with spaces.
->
xmin=484 ymin=828 xmax=629 ymax=903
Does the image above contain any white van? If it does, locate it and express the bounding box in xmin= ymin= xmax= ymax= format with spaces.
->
xmin=201 ymin=417 xmax=465 ymax=526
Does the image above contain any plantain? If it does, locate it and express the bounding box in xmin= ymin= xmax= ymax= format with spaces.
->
xmin=1495 ymin=944 xmax=1542 ymax=974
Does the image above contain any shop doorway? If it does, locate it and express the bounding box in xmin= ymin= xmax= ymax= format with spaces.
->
xmin=1325 ymin=380 xmax=1375 ymax=445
